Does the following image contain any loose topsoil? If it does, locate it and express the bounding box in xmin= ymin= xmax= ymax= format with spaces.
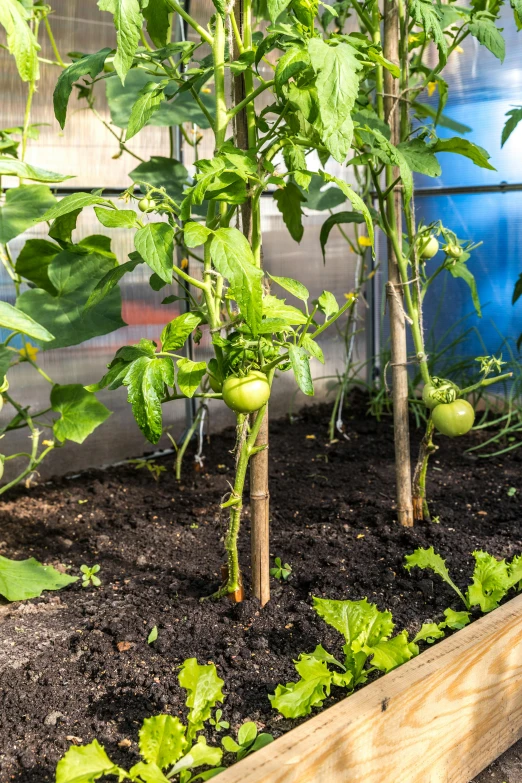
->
xmin=0 ymin=392 xmax=521 ymax=783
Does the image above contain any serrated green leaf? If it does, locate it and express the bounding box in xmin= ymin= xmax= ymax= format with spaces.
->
xmin=267 ymin=0 xmax=292 ymax=22
xmin=176 ymin=358 xmax=207 ymax=397
xmin=0 ymin=556 xmax=78 ymax=602
xmin=262 ymin=294 xmax=308 ymax=325
xmin=469 ymin=17 xmax=505 ymax=62
xmin=16 ymin=246 xmax=125 ymax=350
xmin=85 ymin=256 xmax=141 ymax=311
xmin=501 ymin=107 xmax=522 ymax=147
xmin=0 ymin=157 xmax=71 ymax=183
xmin=135 ymin=222 xmax=174 ymax=283
xmin=413 ymin=622 xmax=445 ymax=644
xmin=313 ymin=596 xmax=394 ymax=647
xmin=161 ymin=312 xmax=201 ymax=351
xmin=54 ymin=49 xmax=112 ymax=128
xmin=129 ymin=761 xmax=170 ymax=783
xmin=273 ymin=182 xmax=305 ymax=243
xmin=15 ymin=238 xmax=59 ymax=293
xmin=0 ymin=185 xmax=56 ymax=244
xmin=405 ymin=547 xmax=467 ymax=607
xmin=308 ymin=38 xmax=361 ymax=138
xmin=184 ymin=222 xmax=212 ymax=248
xmin=466 ymin=550 xmax=510 ymax=612
xmin=139 ymin=715 xmax=186 ymax=768
xmin=210 ymin=228 xmax=263 ymax=335
xmin=127 ymin=84 xmax=165 ymax=139
xmin=39 ymin=193 xmax=112 ymax=223
xmin=269 ymin=654 xmax=332 ymax=718
xmin=0 ymin=301 xmax=54 ymax=342
xmin=317 ymin=290 xmax=339 ymax=319
xmin=94 ymin=207 xmax=138 ymax=228
xmin=51 ymin=384 xmax=111 ymax=444
xmin=301 ymin=334 xmax=324 ymax=364
xmin=320 ymin=173 xmax=374 ymax=248
xmin=410 ymin=0 xmax=447 ymax=64
xmin=268 ymin=274 xmax=309 ymax=302
xmin=123 ymin=355 xmax=174 ymax=443
xmin=367 ymin=630 xmax=418 ymax=672
xmin=446 ymin=258 xmax=482 ymax=317
xmin=178 ymin=659 xmax=225 ymax=738
xmin=430 ymin=137 xmax=496 ymax=170
xmin=111 ymin=0 xmax=143 ymax=83
xmin=319 ymin=211 xmax=365 ymax=261
xmin=440 ymin=607 xmax=470 ymax=630
xmin=397 ymin=138 xmax=442 ymax=177
xmin=0 ymin=0 xmax=39 ymax=82
xmin=288 ymin=344 xmax=313 ymax=396
xmin=275 ymin=46 xmax=310 ymax=94
xmin=142 ymin=0 xmax=172 ymax=46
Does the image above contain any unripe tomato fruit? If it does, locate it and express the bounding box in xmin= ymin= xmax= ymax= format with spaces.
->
xmin=432 ymin=399 xmax=475 ymax=437
xmin=138 ymin=197 xmax=155 ymax=212
xmin=419 ymin=235 xmax=439 ymax=259
xmin=208 ymin=374 xmax=222 ymax=393
xmin=444 ymin=243 xmax=463 ymax=259
xmin=422 ymin=382 xmax=442 ymax=409
xmin=222 ymin=371 xmax=270 ymax=414
xmin=422 ymin=379 xmax=456 ymax=409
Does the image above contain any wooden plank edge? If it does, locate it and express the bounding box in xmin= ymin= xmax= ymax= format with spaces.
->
xmin=218 ymin=592 xmax=522 ymax=783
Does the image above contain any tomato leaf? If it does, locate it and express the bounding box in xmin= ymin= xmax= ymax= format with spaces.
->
xmin=0 ymin=301 xmax=54 ymax=342
xmin=308 ymin=38 xmax=361 ymax=139
xmin=501 ymin=106 xmax=522 ymax=147
xmin=268 ymin=274 xmax=309 ymax=302
xmin=39 ymin=192 xmax=113 ymax=222
xmin=184 ymin=222 xmax=212 ymax=248
xmin=142 ymin=0 xmax=172 ymax=47
xmin=410 ymin=0 xmax=447 ymax=65
xmin=0 ymin=157 xmax=71 ymax=183
xmin=101 ymin=0 xmax=143 ymax=83
xmin=262 ymin=295 xmax=308 ymax=325
xmin=161 ymin=312 xmax=202 ymax=351
xmin=51 ymin=384 xmax=111 ymax=444
xmin=134 ymin=222 xmax=174 ymax=283
xmin=468 ymin=17 xmax=505 ymax=62
xmin=445 ymin=258 xmax=482 ymax=317
xmin=123 ymin=355 xmax=174 ymax=443
xmin=210 ymin=228 xmax=263 ymax=335
xmin=0 ymin=185 xmax=56 ymax=244
xmin=320 ymin=172 xmax=374 ymax=248
xmin=397 ymin=138 xmax=442 ymax=177
xmin=430 ymin=137 xmax=496 ymax=170
xmin=273 ymin=182 xmax=306 ymax=243
xmin=317 ymin=290 xmax=339 ymax=319
xmin=0 ymin=0 xmax=40 ymax=82
xmin=301 ymin=334 xmax=324 ymax=364
xmin=176 ymin=358 xmax=207 ymax=397
xmin=319 ymin=211 xmax=365 ymax=261
xmin=127 ymin=84 xmax=165 ymax=139
xmin=267 ymin=0 xmax=292 ymax=22
xmin=0 ymin=556 xmax=78 ymax=602
xmin=94 ymin=207 xmax=139 ymax=228
xmin=288 ymin=344 xmax=314 ymax=396
xmin=54 ymin=49 xmax=113 ymax=128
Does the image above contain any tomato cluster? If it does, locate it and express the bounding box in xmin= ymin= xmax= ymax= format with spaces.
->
xmin=422 ymin=378 xmax=474 ymax=437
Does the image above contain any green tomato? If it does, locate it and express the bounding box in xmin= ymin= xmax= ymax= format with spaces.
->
xmin=419 ymin=235 xmax=439 ymax=259
xmin=432 ymin=399 xmax=475 ymax=437
xmin=422 ymin=382 xmax=442 ymax=409
xmin=444 ymin=243 xmax=463 ymax=259
xmin=222 ymin=371 xmax=270 ymax=414
xmin=208 ymin=374 xmax=222 ymax=393
xmin=138 ymin=197 xmax=155 ymax=213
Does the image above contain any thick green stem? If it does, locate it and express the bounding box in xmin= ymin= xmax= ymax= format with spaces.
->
xmin=412 ymin=417 xmax=437 ymax=521
xmin=164 ymin=0 xmax=214 ymax=45
xmin=460 ymin=372 xmax=513 ymax=396
xmin=213 ymin=14 xmax=227 ymax=149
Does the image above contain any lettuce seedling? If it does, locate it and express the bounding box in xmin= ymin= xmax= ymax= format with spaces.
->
xmin=222 ymin=721 xmax=274 ymax=760
xmin=269 ymin=597 xmax=420 ymax=719
xmin=405 ymin=547 xmax=522 ymax=615
xmin=56 ymin=659 xmax=225 ymax=783
xmin=80 ymin=564 xmax=101 ymax=588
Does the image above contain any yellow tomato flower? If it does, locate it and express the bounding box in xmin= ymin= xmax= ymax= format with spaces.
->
xmin=19 ymin=344 xmax=39 ymax=362
xmin=42 ymin=440 xmax=55 ymax=447
xmin=427 ymin=81 xmax=437 ymax=97
xmin=358 ymin=236 xmax=373 ymax=247
xmin=181 ymin=258 xmax=189 ymax=270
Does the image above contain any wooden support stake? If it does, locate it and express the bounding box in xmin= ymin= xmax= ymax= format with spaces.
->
xmin=216 ymin=593 xmax=522 ymax=783
xmin=232 ymin=1 xmax=270 ymax=605
xmin=383 ymin=0 xmax=413 ymax=527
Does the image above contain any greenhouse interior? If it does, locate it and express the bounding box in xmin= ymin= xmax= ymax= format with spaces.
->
xmin=1 ymin=0 xmax=522 ymax=781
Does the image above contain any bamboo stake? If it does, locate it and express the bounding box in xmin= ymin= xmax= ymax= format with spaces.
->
xmin=383 ymin=0 xmax=414 ymax=527
xmin=233 ymin=0 xmax=270 ymax=605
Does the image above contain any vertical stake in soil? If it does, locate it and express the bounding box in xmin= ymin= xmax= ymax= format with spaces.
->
xmin=233 ymin=0 xmax=270 ymax=606
xmin=383 ymin=0 xmax=414 ymax=527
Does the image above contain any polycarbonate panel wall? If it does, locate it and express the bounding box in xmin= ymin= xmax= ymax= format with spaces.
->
xmin=0 ymin=2 xmax=364 ymax=480
xmin=377 ymin=5 xmax=522 ymax=381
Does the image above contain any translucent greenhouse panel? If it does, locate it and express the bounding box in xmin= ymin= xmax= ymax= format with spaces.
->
xmin=415 ymin=5 xmax=522 ymax=190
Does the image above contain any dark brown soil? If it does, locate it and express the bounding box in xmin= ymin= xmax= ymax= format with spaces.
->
xmin=0 ymin=393 xmax=521 ymax=782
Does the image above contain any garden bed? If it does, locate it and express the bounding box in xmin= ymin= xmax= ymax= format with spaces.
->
xmin=0 ymin=393 xmax=521 ymax=782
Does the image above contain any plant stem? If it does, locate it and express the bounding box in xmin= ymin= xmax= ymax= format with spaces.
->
xmin=412 ymin=417 xmax=437 ymax=521
xmin=175 ymin=404 xmax=205 ymax=480
xmin=164 ymin=0 xmax=214 ymax=45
